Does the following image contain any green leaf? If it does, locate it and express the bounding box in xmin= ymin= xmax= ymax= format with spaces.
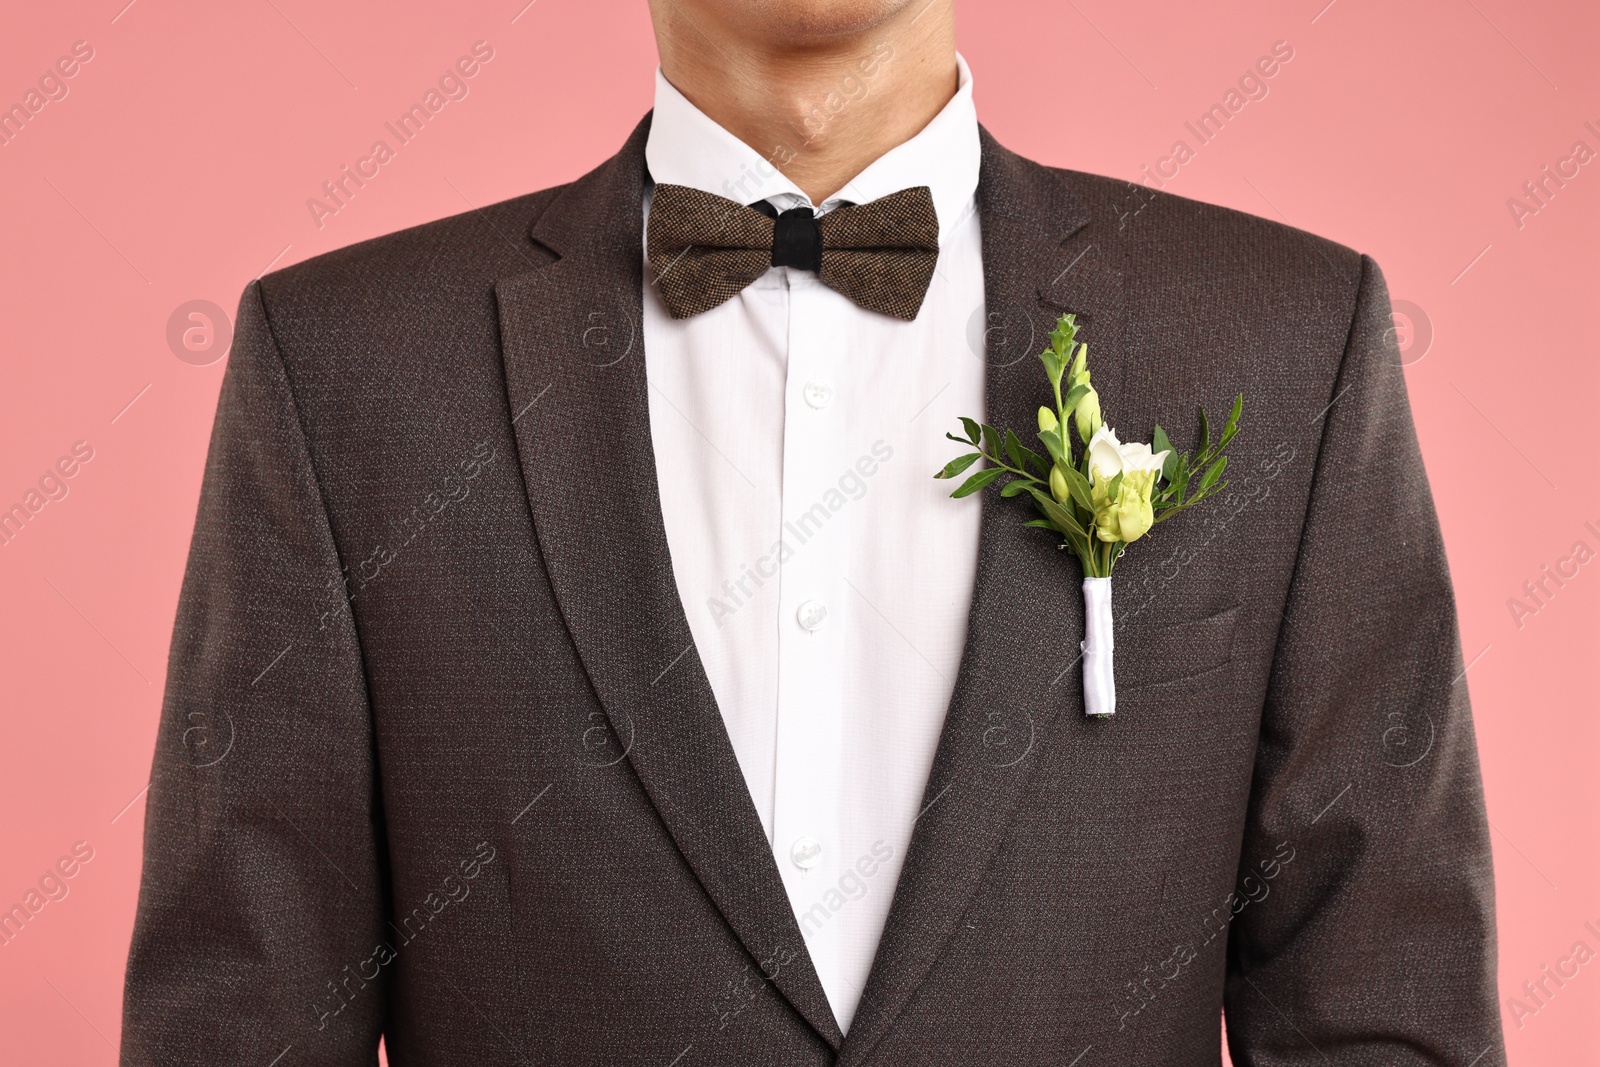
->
xmin=1055 ymin=463 xmax=1096 ymax=514
xmin=1037 ymin=427 xmax=1066 ymax=467
xmin=1216 ymin=394 xmax=1244 ymax=453
xmin=1028 ymin=486 xmax=1088 ymax=539
xmin=935 ymin=452 xmax=982 ymax=480
xmin=1171 ymin=456 xmax=1192 ymax=502
xmin=1151 ymin=425 xmax=1177 ymax=480
xmin=1198 ymin=406 xmax=1211 ymax=458
xmin=980 ymin=423 xmax=1003 ymax=460
xmin=1000 ymin=477 xmax=1035 ymax=498
xmin=1151 ymin=424 xmax=1172 ymax=457
xmin=1050 ymin=313 xmax=1077 ymax=355
xmin=1028 ymin=516 xmax=1090 ymax=559
xmin=1197 ymin=455 xmax=1228 ymax=492
xmin=1003 ymin=430 xmax=1028 ymax=472
xmin=1017 ymin=442 xmax=1050 ymax=478
xmin=1060 ymin=382 xmax=1090 ymax=415
xmin=1042 ymin=314 xmax=1078 ymax=390
xmin=1040 ymin=348 xmax=1063 ymax=388
xmin=951 ymin=465 xmax=1005 ymax=498
xmin=959 ymin=417 xmax=982 ymax=446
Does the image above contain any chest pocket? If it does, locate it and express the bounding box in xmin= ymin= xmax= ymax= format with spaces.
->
xmin=1115 ymin=602 xmax=1241 ymax=693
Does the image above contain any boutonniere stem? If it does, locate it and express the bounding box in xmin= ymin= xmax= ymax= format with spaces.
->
xmin=936 ymin=313 xmax=1244 ymax=717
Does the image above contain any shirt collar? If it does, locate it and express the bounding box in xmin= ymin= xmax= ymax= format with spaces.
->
xmin=644 ymin=54 xmax=980 ymax=245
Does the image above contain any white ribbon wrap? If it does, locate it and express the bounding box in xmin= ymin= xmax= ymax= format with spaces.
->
xmin=1081 ymin=576 xmax=1115 ymax=717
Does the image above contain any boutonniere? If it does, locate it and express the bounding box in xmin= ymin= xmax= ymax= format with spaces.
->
xmin=936 ymin=312 xmax=1243 ymax=717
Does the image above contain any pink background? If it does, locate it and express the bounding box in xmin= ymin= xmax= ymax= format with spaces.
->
xmin=2 ymin=0 xmax=1596 ymax=1062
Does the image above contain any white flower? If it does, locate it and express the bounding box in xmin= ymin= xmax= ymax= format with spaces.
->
xmin=1085 ymin=426 xmax=1170 ymax=485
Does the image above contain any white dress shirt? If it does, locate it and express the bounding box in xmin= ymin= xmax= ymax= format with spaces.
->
xmin=642 ymin=56 xmax=985 ymax=1033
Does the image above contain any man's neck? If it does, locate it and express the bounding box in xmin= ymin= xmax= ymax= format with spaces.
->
xmin=649 ymin=1 xmax=959 ymax=205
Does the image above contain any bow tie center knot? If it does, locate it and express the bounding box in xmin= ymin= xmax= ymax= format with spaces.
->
xmin=770 ymin=206 xmax=823 ymax=272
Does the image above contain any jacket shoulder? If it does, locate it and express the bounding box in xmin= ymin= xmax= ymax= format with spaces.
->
xmin=255 ymin=184 xmax=568 ymax=315
xmin=1056 ymin=167 xmax=1364 ymax=285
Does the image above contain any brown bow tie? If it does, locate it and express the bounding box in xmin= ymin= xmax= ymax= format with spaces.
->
xmin=646 ymin=183 xmax=940 ymax=321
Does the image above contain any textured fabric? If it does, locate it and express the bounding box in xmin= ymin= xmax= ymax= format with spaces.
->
xmin=647 ymin=183 xmax=939 ymax=320
xmin=640 ymin=65 xmax=985 ymax=1033
xmin=122 ymin=113 xmax=1505 ymax=1066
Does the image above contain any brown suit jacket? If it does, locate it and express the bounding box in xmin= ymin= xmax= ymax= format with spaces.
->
xmin=122 ymin=116 xmax=1504 ymax=1065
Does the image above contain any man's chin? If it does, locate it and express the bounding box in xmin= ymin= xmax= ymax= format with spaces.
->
xmin=695 ymin=0 xmax=926 ymax=43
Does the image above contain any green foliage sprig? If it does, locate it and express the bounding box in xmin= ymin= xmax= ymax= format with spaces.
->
xmin=935 ymin=312 xmax=1243 ymax=578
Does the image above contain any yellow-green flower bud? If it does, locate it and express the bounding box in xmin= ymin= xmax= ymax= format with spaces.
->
xmin=1090 ymin=473 xmax=1117 ymax=541
xmin=1037 ymin=406 xmax=1058 ymax=433
xmin=1083 ymin=425 xmax=1169 ymax=543
xmin=1049 ymin=464 xmax=1070 ymax=505
xmin=1069 ymin=343 xmax=1088 ymax=384
xmin=1114 ymin=469 xmax=1157 ymax=542
xmin=1092 ymin=468 xmax=1158 ymax=543
xmin=1075 ymin=385 xmax=1102 ymax=445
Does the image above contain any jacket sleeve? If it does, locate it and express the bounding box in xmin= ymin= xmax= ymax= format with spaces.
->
xmin=1223 ymin=256 xmax=1504 ymax=1064
xmin=122 ymin=280 xmax=386 ymax=1063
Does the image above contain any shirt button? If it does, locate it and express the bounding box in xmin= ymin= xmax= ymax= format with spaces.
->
xmin=791 ymin=837 xmax=823 ymax=870
xmin=795 ymin=601 xmax=828 ymax=631
xmin=803 ymin=379 xmax=834 ymax=409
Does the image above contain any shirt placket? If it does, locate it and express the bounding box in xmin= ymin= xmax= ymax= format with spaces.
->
xmin=771 ymin=269 xmax=850 ymax=979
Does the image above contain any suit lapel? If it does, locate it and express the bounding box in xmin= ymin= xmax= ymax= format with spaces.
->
xmin=494 ymin=116 xmax=843 ymax=1050
xmin=837 ymin=131 xmax=1123 ymax=1063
